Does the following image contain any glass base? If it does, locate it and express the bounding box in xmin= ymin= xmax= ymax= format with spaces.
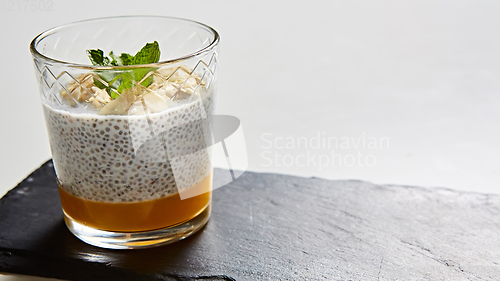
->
xmin=63 ymin=204 xmax=211 ymax=249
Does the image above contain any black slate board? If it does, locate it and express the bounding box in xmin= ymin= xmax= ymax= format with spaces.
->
xmin=1 ymin=160 xmax=500 ymax=280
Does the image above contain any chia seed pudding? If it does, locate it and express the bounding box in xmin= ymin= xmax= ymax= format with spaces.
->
xmin=43 ymin=66 xmax=214 ymax=203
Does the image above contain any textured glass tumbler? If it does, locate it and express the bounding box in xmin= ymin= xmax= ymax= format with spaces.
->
xmin=30 ymin=16 xmax=219 ymax=249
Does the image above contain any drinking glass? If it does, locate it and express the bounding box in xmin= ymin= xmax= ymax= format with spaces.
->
xmin=30 ymin=16 xmax=219 ymax=249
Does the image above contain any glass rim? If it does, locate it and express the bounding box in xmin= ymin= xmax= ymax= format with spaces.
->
xmin=29 ymin=15 xmax=220 ymax=70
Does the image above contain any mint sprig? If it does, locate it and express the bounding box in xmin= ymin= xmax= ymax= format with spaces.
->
xmin=86 ymin=41 xmax=161 ymax=99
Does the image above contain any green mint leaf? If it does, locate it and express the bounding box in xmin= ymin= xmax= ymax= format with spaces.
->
xmin=116 ymin=68 xmax=154 ymax=93
xmin=107 ymin=88 xmax=120 ymax=100
xmin=109 ymin=51 xmax=121 ymax=66
xmin=86 ymin=42 xmax=161 ymax=99
xmin=133 ymin=41 xmax=160 ymax=65
xmin=92 ymin=70 xmax=120 ymax=89
xmin=141 ymin=74 xmax=154 ymax=88
xmin=87 ymin=49 xmax=111 ymax=66
xmin=117 ymin=73 xmax=134 ymax=94
xmin=120 ymin=53 xmax=134 ymax=65
xmin=93 ymin=78 xmax=107 ymax=90
xmin=109 ymin=52 xmax=135 ymax=66
xmin=132 ymin=67 xmax=155 ymax=87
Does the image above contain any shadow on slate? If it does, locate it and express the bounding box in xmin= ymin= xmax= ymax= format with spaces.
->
xmin=1 ymin=160 xmax=500 ymax=280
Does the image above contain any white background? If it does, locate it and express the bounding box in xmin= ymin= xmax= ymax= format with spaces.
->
xmin=1 ymin=1 xmax=500 ymax=279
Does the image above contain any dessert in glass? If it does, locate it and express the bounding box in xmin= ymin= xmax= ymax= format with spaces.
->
xmin=30 ymin=16 xmax=219 ymax=249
